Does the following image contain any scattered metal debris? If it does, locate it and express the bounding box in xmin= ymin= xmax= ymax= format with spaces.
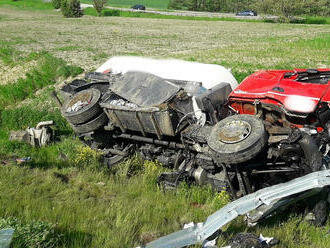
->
xmin=9 ymin=121 xmax=55 ymax=147
xmin=0 ymin=228 xmax=14 ymax=248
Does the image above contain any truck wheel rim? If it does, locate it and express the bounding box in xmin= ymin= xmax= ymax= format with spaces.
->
xmin=218 ymin=120 xmax=252 ymax=144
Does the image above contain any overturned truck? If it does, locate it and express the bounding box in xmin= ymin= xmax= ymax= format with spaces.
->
xmin=59 ymin=57 xmax=330 ymax=200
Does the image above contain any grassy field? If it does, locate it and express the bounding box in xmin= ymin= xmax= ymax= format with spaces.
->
xmin=0 ymin=2 xmax=330 ymax=248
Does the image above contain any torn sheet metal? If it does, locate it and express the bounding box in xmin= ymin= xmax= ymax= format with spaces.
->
xmin=110 ymin=71 xmax=180 ymax=107
xmin=0 ymin=228 xmax=14 ymax=248
xmin=144 ymin=170 xmax=330 ymax=248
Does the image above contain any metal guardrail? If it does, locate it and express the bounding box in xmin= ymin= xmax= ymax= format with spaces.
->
xmin=144 ymin=170 xmax=330 ymax=248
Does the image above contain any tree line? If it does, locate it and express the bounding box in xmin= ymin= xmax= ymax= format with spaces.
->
xmin=168 ymin=0 xmax=330 ymax=17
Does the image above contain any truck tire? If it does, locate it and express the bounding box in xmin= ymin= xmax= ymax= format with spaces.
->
xmin=72 ymin=112 xmax=108 ymax=134
xmin=207 ymin=115 xmax=267 ymax=164
xmin=62 ymin=88 xmax=102 ymax=125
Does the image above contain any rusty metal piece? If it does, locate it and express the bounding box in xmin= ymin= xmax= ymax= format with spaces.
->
xmin=135 ymin=112 xmax=146 ymax=136
xmin=151 ymin=113 xmax=162 ymax=140
xmin=108 ymin=109 xmax=126 ymax=133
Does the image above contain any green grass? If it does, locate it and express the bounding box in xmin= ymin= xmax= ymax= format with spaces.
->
xmin=0 ymin=50 xmax=83 ymax=108
xmin=0 ymin=0 xmax=53 ymax=10
xmin=0 ymin=158 xmax=231 ymax=247
xmin=304 ymin=16 xmax=330 ymax=24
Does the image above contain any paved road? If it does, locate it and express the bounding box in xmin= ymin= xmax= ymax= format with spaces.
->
xmin=80 ymin=4 xmax=277 ymax=20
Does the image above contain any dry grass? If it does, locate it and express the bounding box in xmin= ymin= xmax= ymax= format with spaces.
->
xmin=0 ymin=60 xmax=38 ymax=85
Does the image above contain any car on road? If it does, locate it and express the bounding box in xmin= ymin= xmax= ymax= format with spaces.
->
xmin=131 ymin=4 xmax=146 ymax=10
xmin=236 ymin=10 xmax=257 ymax=16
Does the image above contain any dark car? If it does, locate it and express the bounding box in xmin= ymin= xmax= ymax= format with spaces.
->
xmin=131 ymin=4 xmax=146 ymax=10
xmin=236 ymin=10 xmax=257 ymax=16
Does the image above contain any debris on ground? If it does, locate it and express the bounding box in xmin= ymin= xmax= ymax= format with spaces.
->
xmin=305 ymin=197 xmax=329 ymax=227
xmin=109 ymin=99 xmax=138 ymax=109
xmin=9 ymin=121 xmax=55 ymax=147
xmin=225 ymin=233 xmax=279 ymax=248
xmin=66 ymin=100 xmax=90 ymax=113
xmin=0 ymin=228 xmax=15 ymax=248
xmin=16 ymin=157 xmax=32 ymax=165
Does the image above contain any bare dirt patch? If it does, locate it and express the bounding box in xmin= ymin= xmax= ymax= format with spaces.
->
xmin=0 ymin=60 xmax=37 ymax=85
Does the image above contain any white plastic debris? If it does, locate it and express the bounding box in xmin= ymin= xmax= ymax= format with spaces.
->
xmin=202 ymin=238 xmax=217 ymax=248
xmin=259 ymin=233 xmax=274 ymax=244
xmin=183 ymin=222 xmax=195 ymax=229
xmin=66 ymin=100 xmax=89 ymax=112
xmin=109 ymin=99 xmax=138 ymax=109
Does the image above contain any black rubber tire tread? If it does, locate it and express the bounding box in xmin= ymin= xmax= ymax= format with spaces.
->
xmin=72 ymin=112 xmax=108 ymax=134
xmin=62 ymin=88 xmax=102 ymax=125
xmin=208 ymin=115 xmax=268 ymax=164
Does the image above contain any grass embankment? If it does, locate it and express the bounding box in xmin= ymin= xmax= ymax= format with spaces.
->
xmin=0 ymin=0 xmax=53 ymax=10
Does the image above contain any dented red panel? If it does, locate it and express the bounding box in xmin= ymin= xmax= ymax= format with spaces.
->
xmin=229 ymin=69 xmax=330 ymax=114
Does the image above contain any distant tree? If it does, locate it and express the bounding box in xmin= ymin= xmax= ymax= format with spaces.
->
xmin=61 ymin=0 xmax=83 ymax=18
xmin=169 ymin=0 xmax=329 ymax=16
xmin=93 ymin=0 xmax=107 ymax=16
xmin=52 ymin=0 xmax=62 ymax=9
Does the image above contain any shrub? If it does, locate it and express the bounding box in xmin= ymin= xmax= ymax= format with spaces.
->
xmin=305 ymin=17 xmax=327 ymax=24
xmin=61 ymin=0 xmax=83 ymax=18
xmin=52 ymin=0 xmax=61 ymax=9
xmin=103 ymin=9 xmax=120 ymax=16
xmin=73 ymin=145 xmax=102 ymax=170
xmin=93 ymin=0 xmax=107 ymax=17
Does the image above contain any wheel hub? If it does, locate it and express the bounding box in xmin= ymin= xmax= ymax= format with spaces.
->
xmin=218 ymin=120 xmax=251 ymax=144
